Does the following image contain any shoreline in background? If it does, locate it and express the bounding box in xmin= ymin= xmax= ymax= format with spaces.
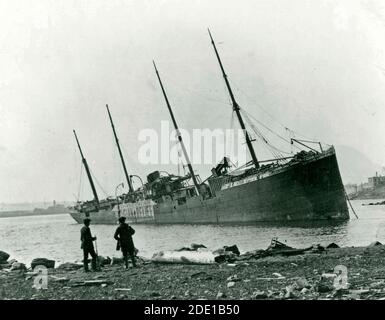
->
xmin=0 ymin=201 xmax=71 ymax=218
xmin=0 ymin=210 xmax=69 ymax=219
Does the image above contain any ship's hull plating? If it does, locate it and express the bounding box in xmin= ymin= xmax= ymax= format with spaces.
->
xmin=69 ymin=199 xmax=156 ymax=225
xmin=154 ymin=151 xmax=349 ymax=223
xmin=69 ymin=209 xmax=118 ymax=224
xmin=69 ymin=150 xmax=349 ymax=224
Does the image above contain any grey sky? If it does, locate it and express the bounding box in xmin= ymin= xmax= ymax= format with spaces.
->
xmin=1 ymin=0 xmax=385 ymax=203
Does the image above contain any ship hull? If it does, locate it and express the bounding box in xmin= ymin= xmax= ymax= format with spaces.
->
xmin=69 ymin=209 xmax=118 ymax=224
xmin=152 ymin=149 xmax=349 ymax=224
xmin=69 ymin=149 xmax=349 ymax=224
xmin=69 ymin=199 xmax=156 ymax=225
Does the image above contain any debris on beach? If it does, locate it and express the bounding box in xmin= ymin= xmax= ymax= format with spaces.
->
xmin=152 ymin=249 xmax=216 ymax=265
xmin=2 ymin=240 xmax=385 ymax=300
xmin=56 ymin=262 xmax=83 ymax=271
xmin=175 ymin=243 xmax=207 ymax=251
xmin=150 ymin=238 xmax=331 ymax=266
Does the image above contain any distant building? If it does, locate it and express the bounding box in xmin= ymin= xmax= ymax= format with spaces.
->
xmin=368 ymin=172 xmax=385 ymax=188
xmin=345 ymin=170 xmax=385 ymax=199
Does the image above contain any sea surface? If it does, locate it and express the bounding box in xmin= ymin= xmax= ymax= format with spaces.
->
xmin=1 ymin=199 xmax=385 ymax=265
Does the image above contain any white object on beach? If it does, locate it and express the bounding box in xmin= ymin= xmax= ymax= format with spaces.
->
xmin=151 ymin=250 xmax=216 ymax=264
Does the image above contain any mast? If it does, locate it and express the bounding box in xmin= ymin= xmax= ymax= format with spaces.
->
xmin=153 ymin=61 xmax=201 ymax=195
xmin=73 ymin=130 xmax=99 ymax=205
xmin=208 ymin=29 xmax=260 ymax=169
xmin=106 ymin=104 xmax=134 ymax=193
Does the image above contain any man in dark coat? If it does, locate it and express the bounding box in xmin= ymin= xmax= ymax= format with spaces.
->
xmin=80 ymin=218 xmax=98 ymax=272
xmin=114 ymin=217 xmax=136 ymax=269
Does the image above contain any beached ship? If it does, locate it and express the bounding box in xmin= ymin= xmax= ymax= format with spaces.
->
xmin=69 ymin=106 xmax=156 ymax=224
xmin=69 ymin=30 xmax=349 ymax=224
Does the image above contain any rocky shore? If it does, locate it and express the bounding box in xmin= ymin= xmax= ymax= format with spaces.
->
xmin=2 ymin=241 xmax=385 ymax=300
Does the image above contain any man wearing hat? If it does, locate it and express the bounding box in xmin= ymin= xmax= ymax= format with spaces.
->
xmin=80 ymin=218 xmax=98 ymax=272
xmin=114 ymin=216 xmax=136 ymax=269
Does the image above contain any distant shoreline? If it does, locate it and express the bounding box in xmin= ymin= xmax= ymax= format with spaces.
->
xmin=0 ymin=211 xmax=69 ymax=219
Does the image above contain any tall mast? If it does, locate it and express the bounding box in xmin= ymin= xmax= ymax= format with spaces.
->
xmin=153 ymin=61 xmax=201 ymax=195
xmin=106 ymin=104 xmax=134 ymax=193
xmin=73 ymin=130 xmax=99 ymax=205
xmin=208 ymin=29 xmax=260 ymax=169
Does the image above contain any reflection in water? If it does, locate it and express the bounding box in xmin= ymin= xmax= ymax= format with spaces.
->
xmin=0 ymin=199 xmax=385 ymax=265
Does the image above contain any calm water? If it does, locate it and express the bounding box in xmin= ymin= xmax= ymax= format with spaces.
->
xmin=1 ymin=199 xmax=385 ymax=265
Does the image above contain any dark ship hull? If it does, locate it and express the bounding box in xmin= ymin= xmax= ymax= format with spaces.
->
xmin=152 ymin=147 xmax=348 ymax=224
xmin=69 ymin=199 xmax=156 ymax=224
xmin=69 ymin=147 xmax=349 ymax=224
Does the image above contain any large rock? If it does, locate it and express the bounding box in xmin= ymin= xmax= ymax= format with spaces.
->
xmin=0 ymin=251 xmax=10 ymax=264
xmin=31 ymin=258 xmax=55 ymax=269
xmin=224 ymin=245 xmax=240 ymax=256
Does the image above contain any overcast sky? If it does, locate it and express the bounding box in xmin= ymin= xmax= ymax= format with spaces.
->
xmin=1 ymin=0 xmax=385 ymax=203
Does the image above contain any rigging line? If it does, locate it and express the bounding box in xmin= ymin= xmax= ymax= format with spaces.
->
xmin=253 ymin=131 xmax=284 ymax=160
xmin=89 ymin=169 xmax=109 ymax=197
xmin=216 ymin=70 xmax=234 ymax=109
xmin=77 ymin=162 xmax=84 ymax=201
xmin=253 ymin=128 xmax=295 ymax=156
xmin=242 ymin=109 xmax=301 ymax=150
xmin=344 ymin=189 xmax=359 ymax=219
xmin=226 ymin=110 xmax=235 ymax=157
xmin=251 ymin=124 xmax=287 ymax=157
xmin=119 ymin=142 xmax=138 ymax=174
xmin=231 ymin=81 xmax=289 ymax=128
xmin=251 ymin=125 xmax=290 ymax=160
xmin=241 ymin=109 xmax=303 ymax=153
xmin=230 ymin=110 xmax=235 ymax=130
xmin=231 ymin=81 xmax=316 ymax=141
xmin=242 ymin=109 xmax=292 ymax=145
xmin=242 ymin=111 xmax=289 ymax=158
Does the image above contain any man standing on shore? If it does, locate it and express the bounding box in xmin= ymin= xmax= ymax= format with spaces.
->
xmin=80 ymin=218 xmax=98 ymax=272
xmin=114 ymin=216 xmax=137 ymax=269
